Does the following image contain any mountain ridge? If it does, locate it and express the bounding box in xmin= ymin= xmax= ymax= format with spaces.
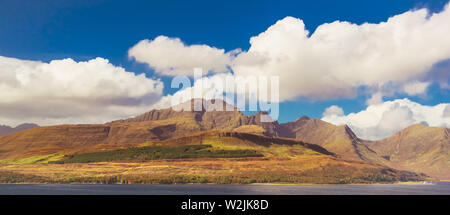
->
xmin=0 ymin=99 xmax=448 ymax=179
xmin=366 ymin=123 xmax=450 ymax=179
xmin=0 ymin=123 xmax=39 ymax=136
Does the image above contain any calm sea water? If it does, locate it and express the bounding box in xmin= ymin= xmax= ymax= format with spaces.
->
xmin=0 ymin=182 xmax=449 ymax=195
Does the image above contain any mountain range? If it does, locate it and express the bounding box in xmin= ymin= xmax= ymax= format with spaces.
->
xmin=0 ymin=99 xmax=448 ymax=180
xmin=0 ymin=123 xmax=39 ymax=136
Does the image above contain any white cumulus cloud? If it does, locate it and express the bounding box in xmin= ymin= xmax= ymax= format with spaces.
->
xmin=323 ymin=105 xmax=344 ymax=117
xmin=444 ymin=104 xmax=450 ymax=117
xmin=232 ymin=4 xmax=450 ymax=101
xmin=403 ymin=81 xmax=431 ymax=96
xmin=366 ymin=91 xmax=384 ymax=105
xmin=322 ymin=99 xmax=450 ymax=140
xmin=150 ymin=73 xmax=234 ymax=110
xmin=126 ymin=4 xmax=450 ymax=103
xmin=129 ymin=36 xmax=235 ymax=76
xmin=0 ymin=56 xmax=163 ymax=126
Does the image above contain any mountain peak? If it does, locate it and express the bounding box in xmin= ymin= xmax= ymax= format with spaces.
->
xmin=14 ymin=123 xmax=39 ymax=130
xmin=0 ymin=123 xmax=39 ymax=136
xmin=406 ymin=123 xmax=428 ymax=129
xmin=294 ymin=116 xmax=310 ymax=122
xmin=171 ymin=98 xmax=237 ymax=112
xmin=368 ymin=123 xmax=449 ymax=179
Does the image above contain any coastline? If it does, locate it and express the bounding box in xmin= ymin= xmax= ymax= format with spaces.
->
xmin=0 ymin=181 xmax=436 ymax=186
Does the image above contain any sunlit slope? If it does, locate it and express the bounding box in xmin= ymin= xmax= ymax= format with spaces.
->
xmin=0 ymin=118 xmax=199 ymax=159
xmin=143 ymin=130 xmax=333 ymax=158
xmin=0 ymin=131 xmax=425 ymax=184
xmin=368 ymin=124 xmax=450 ymax=180
xmin=0 ymin=99 xmax=445 ymax=181
xmin=280 ymin=117 xmax=388 ymax=164
xmin=0 ymin=100 xmax=280 ymax=160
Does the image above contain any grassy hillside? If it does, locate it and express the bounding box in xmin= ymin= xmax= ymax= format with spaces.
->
xmin=0 ymin=130 xmax=329 ymax=164
xmin=0 ymin=131 xmax=427 ymax=184
xmin=0 ymin=156 xmax=425 ymax=184
xmin=51 ymin=145 xmax=263 ymax=164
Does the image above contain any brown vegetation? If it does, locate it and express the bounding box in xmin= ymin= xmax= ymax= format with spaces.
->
xmin=0 ymin=99 xmax=446 ymax=182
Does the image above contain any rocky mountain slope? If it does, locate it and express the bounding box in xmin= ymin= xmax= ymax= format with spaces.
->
xmin=113 ymin=99 xmax=282 ymax=137
xmin=0 ymin=99 xmax=447 ymax=179
xmin=367 ymin=124 xmax=450 ymax=179
xmin=278 ymin=116 xmax=388 ymax=164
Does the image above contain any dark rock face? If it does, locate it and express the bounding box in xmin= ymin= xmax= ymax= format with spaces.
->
xmin=111 ymin=99 xmax=282 ymax=137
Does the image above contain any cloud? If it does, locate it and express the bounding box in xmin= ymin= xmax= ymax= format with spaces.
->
xmin=126 ymin=4 xmax=450 ymax=103
xmin=0 ymin=56 xmax=163 ymax=126
xmin=152 ymin=69 xmax=281 ymax=106
xmin=444 ymin=104 xmax=450 ymax=117
xmin=366 ymin=91 xmax=384 ymax=105
xmin=322 ymin=99 xmax=450 ymax=140
xmin=427 ymin=59 xmax=450 ymax=89
xmin=129 ymin=36 xmax=235 ymax=76
xmin=232 ymin=4 xmax=450 ymax=101
xmin=323 ymin=105 xmax=344 ymax=117
xmin=150 ymin=73 xmax=233 ymax=110
xmin=365 ymin=80 xmax=430 ymax=105
xmin=403 ymin=81 xmax=430 ymax=96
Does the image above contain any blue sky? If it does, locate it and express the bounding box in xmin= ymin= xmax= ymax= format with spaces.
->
xmin=0 ymin=0 xmax=449 ymax=138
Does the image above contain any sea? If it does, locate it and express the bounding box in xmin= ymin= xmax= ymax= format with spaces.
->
xmin=0 ymin=182 xmax=449 ymax=195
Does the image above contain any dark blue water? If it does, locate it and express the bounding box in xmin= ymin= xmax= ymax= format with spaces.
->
xmin=0 ymin=182 xmax=449 ymax=195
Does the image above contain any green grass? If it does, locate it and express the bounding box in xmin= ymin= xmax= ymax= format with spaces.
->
xmin=0 ymin=154 xmax=65 ymax=164
xmin=50 ymin=145 xmax=263 ymax=164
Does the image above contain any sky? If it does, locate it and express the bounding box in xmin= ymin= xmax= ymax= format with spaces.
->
xmin=0 ymin=0 xmax=449 ymax=140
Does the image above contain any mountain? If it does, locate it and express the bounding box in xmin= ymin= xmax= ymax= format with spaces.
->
xmin=278 ymin=117 xmax=450 ymax=179
xmin=0 ymin=130 xmax=425 ymax=184
xmin=146 ymin=130 xmax=335 ymax=157
xmin=278 ymin=117 xmax=387 ymax=164
xmin=0 ymin=123 xmax=39 ymax=136
xmin=0 ymin=99 xmax=447 ymax=180
xmin=367 ymin=124 xmax=450 ymax=180
xmin=0 ymin=99 xmax=280 ymax=160
xmin=112 ymin=99 xmax=282 ymax=137
xmin=0 ymin=121 xmax=193 ymax=160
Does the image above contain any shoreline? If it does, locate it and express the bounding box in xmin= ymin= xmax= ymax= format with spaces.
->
xmin=0 ymin=181 xmax=438 ymax=186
